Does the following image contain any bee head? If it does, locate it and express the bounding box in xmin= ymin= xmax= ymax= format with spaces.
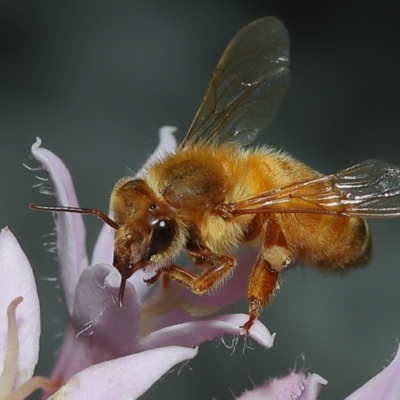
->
xmin=110 ymin=178 xmax=186 ymax=298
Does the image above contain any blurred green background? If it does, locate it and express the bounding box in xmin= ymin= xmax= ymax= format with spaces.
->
xmin=1 ymin=1 xmax=400 ymax=399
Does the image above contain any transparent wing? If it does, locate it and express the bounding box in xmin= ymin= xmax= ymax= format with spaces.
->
xmin=220 ymin=160 xmax=400 ymax=218
xmin=180 ymin=17 xmax=290 ymax=148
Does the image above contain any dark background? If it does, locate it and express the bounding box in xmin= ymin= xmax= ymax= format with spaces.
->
xmin=1 ymin=1 xmax=400 ymax=399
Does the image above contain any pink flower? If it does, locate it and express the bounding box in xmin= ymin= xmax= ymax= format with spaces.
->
xmin=30 ymin=127 xmax=275 ymax=399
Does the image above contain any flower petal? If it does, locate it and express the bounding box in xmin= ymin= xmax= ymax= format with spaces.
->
xmin=297 ymin=374 xmax=328 ymax=400
xmin=135 ymin=126 xmax=178 ymax=178
xmin=236 ymin=372 xmax=327 ymax=400
xmin=135 ymin=313 xmax=275 ymax=352
xmin=72 ymin=264 xmax=141 ymax=357
xmin=91 ymin=223 xmax=113 ymax=266
xmin=31 ymin=138 xmax=88 ymax=313
xmin=49 ymin=264 xmax=143 ymax=383
xmin=48 ymin=346 xmax=197 ymax=400
xmin=344 ymin=344 xmax=400 ymax=400
xmin=0 ymin=228 xmax=40 ymax=387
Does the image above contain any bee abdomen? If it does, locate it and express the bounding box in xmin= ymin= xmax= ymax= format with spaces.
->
xmin=316 ymin=217 xmax=372 ymax=270
xmin=287 ymin=214 xmax=372 ymax=271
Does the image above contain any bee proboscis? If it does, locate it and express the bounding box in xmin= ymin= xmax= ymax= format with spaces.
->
xmin=31 ymin=17 xmax=400 ymax=334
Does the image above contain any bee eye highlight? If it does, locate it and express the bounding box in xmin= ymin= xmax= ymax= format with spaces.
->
xmin=146 ymin=219 xmax=175 ymax=260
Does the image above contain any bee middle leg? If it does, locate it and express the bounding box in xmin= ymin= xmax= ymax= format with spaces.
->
xmin=166 ymin=245 xmax=236 ymax=294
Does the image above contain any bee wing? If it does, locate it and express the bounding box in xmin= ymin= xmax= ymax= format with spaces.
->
xmin=180 ymin=17 xmax=290 ymax=149
xmin=222 ymin=160 xmax=400 ymax=218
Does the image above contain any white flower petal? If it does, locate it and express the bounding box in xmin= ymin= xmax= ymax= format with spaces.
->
xmin=31 ymin=138 xmax=88 ymax=313
xmin=298 ymin=373 xmax=328 ymax=400
xmin=48 ymin=346 xmax=197 ymax=400
xmin=345 ymin=344 xmax=400 ymax=400
xmin=135 ymin=126 xmax=178 ymax=178
xmin=91 ymin=223 xmax=114 ymax=266
xmin=236 ymin=372 xmax=327 ymax=400
xmin=135 ymin=313 xmax=275 ymax=352
xmin=0 ymin=228 xmax=40 ymax=387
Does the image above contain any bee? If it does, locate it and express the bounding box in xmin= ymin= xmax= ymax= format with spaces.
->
xmin=31 ymin=17 xmax=400 ymax=334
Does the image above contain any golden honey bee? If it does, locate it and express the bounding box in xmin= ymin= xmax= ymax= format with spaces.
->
xmin=31 ymin=17 xmax=400 ymax=334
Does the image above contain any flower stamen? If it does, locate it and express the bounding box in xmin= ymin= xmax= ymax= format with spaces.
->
xmin=0 ymin=297 xmax=61 ymax=400
xmin=0 ymin=297 xmax=22 ymax=397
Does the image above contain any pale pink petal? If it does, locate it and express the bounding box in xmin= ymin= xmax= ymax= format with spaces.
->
xmin=48 ymin=264 xmax=142 ymax=384
xmin=345 ymin=344 xmax=400 ymax=400
xmin=135 ymin=313 xmax=275 ymax=352
xmin=45 ymin=323 xmax=99 ymax=386
xmin=236 ymin=372 xmax=327 ymax=400
xmin=136 ymin=126 xmax=178 ymax=178
xmin=91 ymin=223 xmax=113 ymax=266
xmin=127 ymin=269 xmax=156 ymax=300
xmin=31 ymin=138 xmax=88 ymax=313
xmin=72 ymin=264 xmax=141 ymax=356
xmin=0 ymin=228 xmax=40 ymax=387
xmin=48 ymin=346 xmax=197 ymax=400
xmin=297 ymin=374 xmax=328 ymax=400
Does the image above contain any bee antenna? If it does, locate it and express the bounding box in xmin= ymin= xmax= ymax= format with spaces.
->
xmin=29 ymin=204 xmax=120 ymax=230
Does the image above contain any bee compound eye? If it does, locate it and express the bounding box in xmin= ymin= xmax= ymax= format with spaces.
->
xmin=146 ymin=219 xmax=175 ymax=260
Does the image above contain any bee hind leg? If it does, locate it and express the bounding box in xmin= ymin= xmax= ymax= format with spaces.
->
xmin=241 ymin=257 xmax=280 ymax=335
xmin=241 ymin=219 xmax=292 ymax=335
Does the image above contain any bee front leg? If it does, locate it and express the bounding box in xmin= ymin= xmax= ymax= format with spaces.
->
xmin=166 ymin=246 xmax=236 ymax=294
xmin=144 ymin=269 xmax=163 ymax=285
xmin=144 ymin=270 xmax=171 ymax=289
